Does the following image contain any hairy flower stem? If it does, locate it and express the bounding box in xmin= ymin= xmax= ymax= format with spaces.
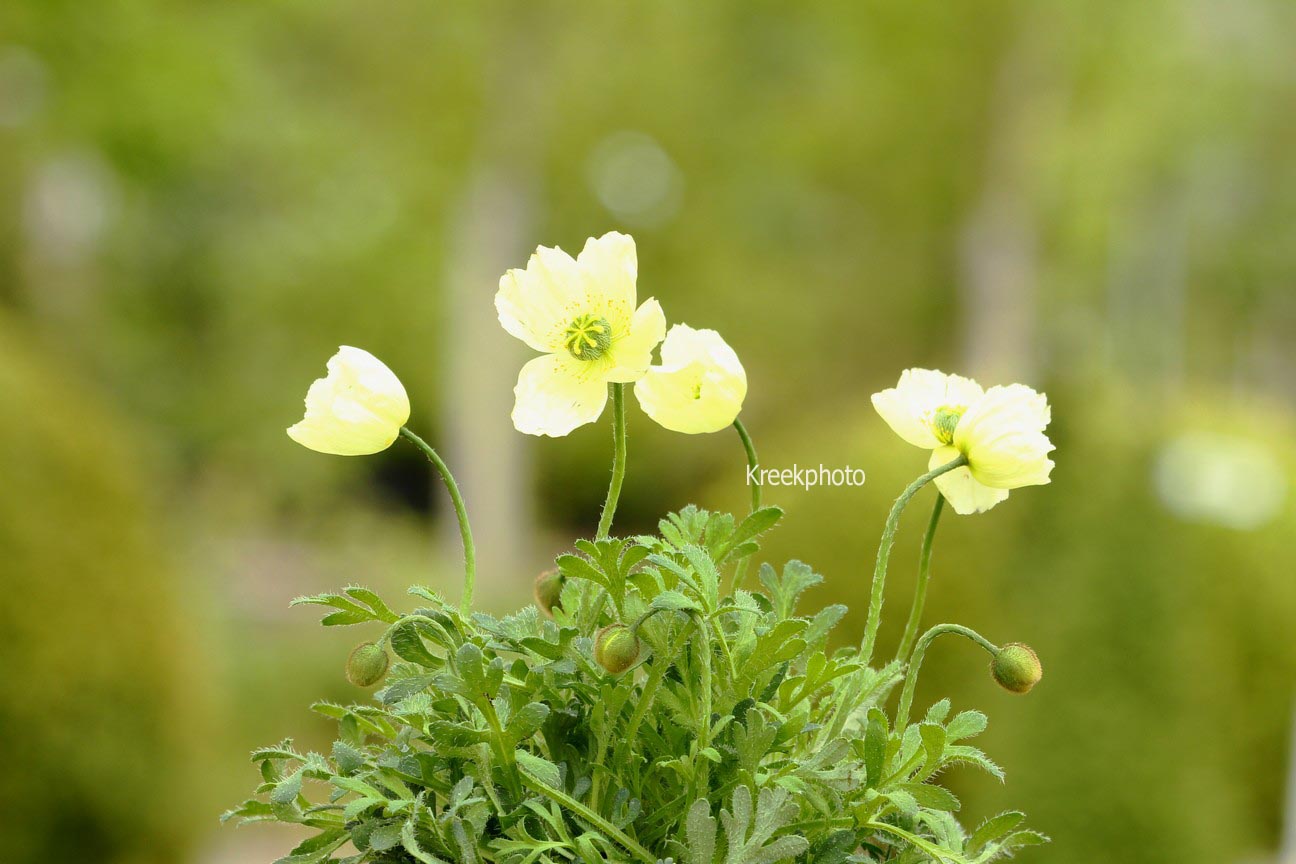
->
xmin=858 ymin=455 xmax=967 ymax=665
xmin=731 ymin=418 xmax=761 ymax=589
xmin=734 ymin=418 xmax=761 ymax=514
xmin=895 ymin=494 xmax=946 ymax=662
xmin=692 ymin=612 xmax=714 ymax=799
xmin=894 ymin=623 xmax=1000 ymax=730
xmin=399 ymin=426 xmax=477 ymax=616
xmin=596 ymin=384 xmax=627 ymax=540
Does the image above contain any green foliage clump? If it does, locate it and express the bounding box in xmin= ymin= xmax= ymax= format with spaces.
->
xmin=227 ymin=506 xmax=1041 ymax=863
xmin=0 ymin=317 xmax=206 ymax=864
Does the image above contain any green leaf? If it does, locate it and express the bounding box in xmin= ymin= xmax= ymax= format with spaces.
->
xmin=270 ymin=769 xmax=303 ymax=805
xmin=378 ymin=675 xmax=435 ymax=704
xmin=369 ymin=822 xmax=403 ymax=851
xmin=1002 ymin=830 xmax=1049 ymax=849
xmin=652 ymin=589 xmax=701 ymax=613
xmin=402 ymin=820 xmax=447 ymax=864
xmin=390 ymin=620 xmax=440 ymax=667
xmin=968 ymin=811 xmax=1025 ymax=852
xmin=514 ymin=750 xmax=562 ymax=788
xmin=918 ymin=722 xmax=947 ymax=778
xmin=865 ymin=821 xmax=970 ymax=864
xmin=946 ymin=709 xmax=988 ymax=740
xmin=344 ymin=587 xmax=400 ymax=623
xmin=863 ymin=708 xmax=888 ymax=788
xmin=332 ymin=740 xmax=365 ymax=774
xmin=717 ymin=507 xmax=783 ymax=561
xmin=505 ymin=702 xmax=550 ymax=745
xmin=895 ymin=781 xmax=960 ymax=812
xmin=925 ymin=698 xmax=952 ymax=724
xmin=684 ymin=799 xmax=717 ymax=864
xmin=759 ymin=560 xmax=822 ymax=618
xmin=291 ymin=593 xmax=379 ymax=626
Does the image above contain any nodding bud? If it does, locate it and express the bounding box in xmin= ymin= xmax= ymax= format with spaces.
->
xmin=991 ymin=642 xmax=1043 ymax=694
xmin=594 ymin=623 xmax=641 ymax=674
xmin=534 ymin=568 xmax=564 ymax=617
xmin=346 ymin=641 xmax=390 ymax=687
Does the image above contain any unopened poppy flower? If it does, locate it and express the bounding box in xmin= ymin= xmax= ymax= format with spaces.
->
xmin=634 ymin=325 xmax=747 ymax=434
xmin=287 ymin=346 xmax=410 ymax=456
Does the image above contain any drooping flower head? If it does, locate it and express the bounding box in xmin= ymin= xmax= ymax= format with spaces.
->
xmin=634 ymin=324 xmax=747 ymax=434
xmin=496 ymin=232 xmax=666 ymax=437
xmin=872 ymin=368 xmax=1054 ymax=515
xmin=287 ymin=346 xmax=410 ymax=456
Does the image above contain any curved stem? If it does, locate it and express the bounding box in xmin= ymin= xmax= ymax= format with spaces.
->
xmin=400 ymin=426 xmax=477 ymax=616
xmin=894 ymin=623 xmax=999 ymax=731
xmin=731 ymin=418 xmax=761 ymax=591
xmin=734 ymin=418 xmax=761 ymax=513
xmin=596 ymin=384 xmax=627 ymax=540
xmin=895 ymin=494 xmax=946 ymax=662
xmin=858 ymin=455 xmax=967 ymax=665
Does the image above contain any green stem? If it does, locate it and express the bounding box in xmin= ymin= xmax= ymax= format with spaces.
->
xmin=731 ymin=418 xmax=761 ymax=591
xmin=895 ymin=494 xmax=946 ymax=662
xmin=400 ymin=426 xmax=477 ymax=617
xmin=734 ymin=418 xmax=761 ymax=513
xmin=479 ymin=698 xmax=524 ymax=800
xmin=894 ymin=623 xmax=999 ymax=731
xmin=596 ymin=384 xmax=627 ymax=540
xmin=858 ymin=454 xmax=967 ymax=665
xmin=515 ymin=767 xmax=655 ymax=864
xmin=692 ymin=612 xmax=714 ymax=799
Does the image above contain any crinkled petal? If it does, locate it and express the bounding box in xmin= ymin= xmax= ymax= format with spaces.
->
xmin=633 ymin=325 xmax=746 ymax=434
xmin=605 ymin=297 xmax=666 ymax=383
xmin=955 ymin=384 xmax=1055 ymax=488
xmin=512 ymin=353 xmax=609 ymax=437
xmin=930 ymin=446 xmax=1010 ymax=515
xmin=575 ymin=231 xmax=638 ymax=333
xmin=496 ymin=245 xmax=586 ymax=353
xmin=287 ymin=346 xmax=409 ymax=455
xmin=871 ymin=368 xmax=984 ymax=450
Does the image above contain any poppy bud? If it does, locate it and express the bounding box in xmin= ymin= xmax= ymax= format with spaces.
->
xmin=594 ymin=623 xmax=641 ymax=674
xmin=534 ymin=568 xmax=564 ymax=617
xmin=991 ymin=642 xmax=1042 ymax=694
xmin=346 ymin=641 xmax=390 ymax=687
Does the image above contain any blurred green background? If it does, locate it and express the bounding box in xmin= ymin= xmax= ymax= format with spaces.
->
xmin=2 ymin=1 xmax=1294 ymax=862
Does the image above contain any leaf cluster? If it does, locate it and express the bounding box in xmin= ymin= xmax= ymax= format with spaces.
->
xmin=226 ymin=506 xmax=1042 ymax=863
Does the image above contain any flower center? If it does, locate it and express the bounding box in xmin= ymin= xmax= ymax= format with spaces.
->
xmin=931 ymin=407 xmax=963 ymax=444
xmin=563 ymin=315 xmax=613 ymax=361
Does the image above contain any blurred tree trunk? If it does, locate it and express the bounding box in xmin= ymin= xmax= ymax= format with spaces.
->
xmin=442 ymin=167 xmax=535 ymax=609
xmin=439 ymin=13 xmax=552 ymax=608
xmin=958 ymin=18 xmax=1049 ymax=383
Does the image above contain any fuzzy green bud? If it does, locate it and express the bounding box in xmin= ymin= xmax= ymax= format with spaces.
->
xmin=533 ymin=568 xmax=564 ymax=617
xmin=346 ymin=641 xmax=390 ymax=687
xmin=593 ymin=623 xmax=641 ymax=674
xmin=991 ymin=642 xmax=1042 ymax=694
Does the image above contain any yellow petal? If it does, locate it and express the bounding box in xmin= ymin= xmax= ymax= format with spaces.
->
xmin=633 ymin=325 xmax=747 ymax=434
xmin=286 ymin=346 xmax=410 ymax=456
xmin=930 ymin=446 xmax=1010 ymax=514
xmin=575 ymin=231 xmax=638 ymax=334
xmin=512 ymin=353 xmax=609 ymax=437
xmin=605 ymin=297 xmax=666 ymax=383
xmin=871 ymin=368 xmax=984 ymax=450
xmin=495 ymin=244 xmax=585 ymax=353
xmin=955 ymin=384 xmax=1055 ymax=489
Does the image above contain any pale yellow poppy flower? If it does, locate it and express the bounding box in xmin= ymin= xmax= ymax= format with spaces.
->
xmin=287 ymin=346 xmax=410 ymax=456
xmin=634 ymin=325 xmax=747 ymax=434
xmin=496 ymin=232 xmax=666 ymax=437
xmin=872 ymin=369 xmax=1054 ymax=514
